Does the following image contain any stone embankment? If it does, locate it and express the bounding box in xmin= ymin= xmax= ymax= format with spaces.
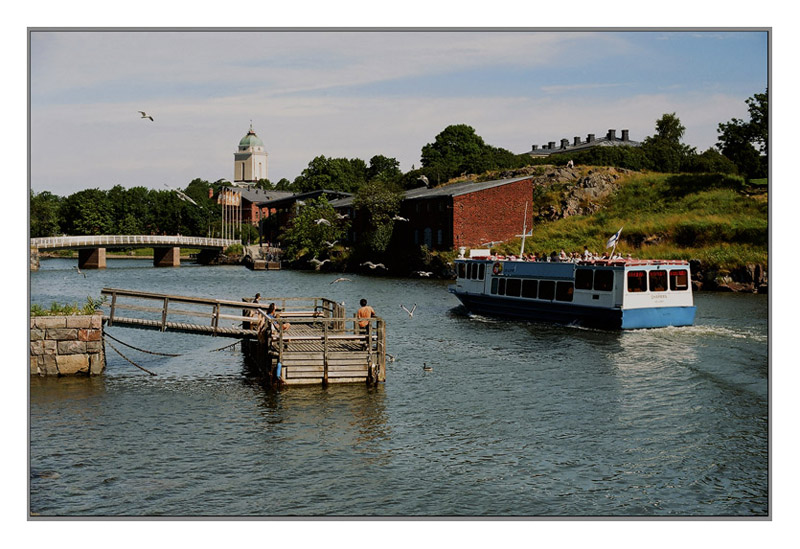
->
xmin=30 ymin=314 xmax=105 ymax=376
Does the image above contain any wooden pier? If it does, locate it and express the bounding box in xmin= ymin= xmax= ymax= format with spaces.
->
xmin=100 ymin=288 xmax=386 ymax=385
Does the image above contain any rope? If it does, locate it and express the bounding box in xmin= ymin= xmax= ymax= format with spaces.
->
xmin=209 ymin=340 xmax=242 ymax=352
xmin=104 ymin=339 xmax=158 ymax=376
xmin=103 ymin=331 xmax=182 ymax=357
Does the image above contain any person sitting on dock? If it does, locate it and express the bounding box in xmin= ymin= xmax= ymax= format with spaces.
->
xmin=260 ymin=302 xmax=290 ymax=333
xmin=357 ymin=298 xmax=376 ymax=333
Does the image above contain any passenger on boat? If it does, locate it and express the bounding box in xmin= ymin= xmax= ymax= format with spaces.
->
xmin=583 ymin=245 xmax=591 ymax=260
xmin=559 ymin=249 xmax=568 ymax=261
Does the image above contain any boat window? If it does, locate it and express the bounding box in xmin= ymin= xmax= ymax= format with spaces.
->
xmin=670 ymin=269 xmax=689 ymax=291
xmin=491 ymin=277 xmax=499 ymax=294
xmin=627 ymin=270 xmax=647 ymax=292
xmin=556 ymin=281 xmax=574 ymax=302
xmin=649 ymin=270 xmax=668 ymax=292
xmin=470 ymin=263 xmax=478 ymax=280
xmin=593 ymin=270 xmax=614 ymax=291
xmin=521 ymin=279 xmax=538 ymax=299
xmin=575 ymin=269 xmax=593 ymax=290
xmin=539 ymin=280 xmax=555 ymax=301
xmin=498 ymin=278 xmax=507 ymax=295
xmin=458 ymin=263 xmax=466 ymax=279
xmin=506 ymin=278 xmax=521 ymax=297
xmin=478 ymin=263 xmax=485 ymax=280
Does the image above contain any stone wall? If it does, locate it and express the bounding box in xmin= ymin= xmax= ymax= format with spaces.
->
xmin=30 ymin=314 xmax=105 ymax=376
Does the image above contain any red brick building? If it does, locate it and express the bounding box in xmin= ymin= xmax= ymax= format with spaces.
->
xmin=331 ymin=175 xmax=534 ymax=251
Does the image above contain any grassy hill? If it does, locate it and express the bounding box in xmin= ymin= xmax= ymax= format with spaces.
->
xmin=478 ymin=168 xmax=768 ymax=289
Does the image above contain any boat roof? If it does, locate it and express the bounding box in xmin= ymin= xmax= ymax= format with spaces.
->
xmin=458 ymin=256 xmax=690 ymax=268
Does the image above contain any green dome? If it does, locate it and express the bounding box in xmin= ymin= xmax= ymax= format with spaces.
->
xmin=239 ymin=125 xmax=264 ymax=149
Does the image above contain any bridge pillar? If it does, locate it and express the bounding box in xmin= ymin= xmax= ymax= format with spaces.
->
xmin=153 ymin=246 xmax=181 ymax=267
xmin=31 ymin=246 xmax=40 ymax=271
xmin=79 ymin=248 xmax=106 ymax=269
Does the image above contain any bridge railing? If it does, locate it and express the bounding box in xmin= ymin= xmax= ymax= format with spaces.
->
xmin=31 ymin=235 xmax=238 ymax=250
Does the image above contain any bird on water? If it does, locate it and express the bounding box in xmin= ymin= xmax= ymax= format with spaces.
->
xmin=423 ymin=363 xmax=433 ymax=372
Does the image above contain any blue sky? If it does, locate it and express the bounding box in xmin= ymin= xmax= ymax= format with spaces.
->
xmin=29 ymin=29 xmax=768 ymax=196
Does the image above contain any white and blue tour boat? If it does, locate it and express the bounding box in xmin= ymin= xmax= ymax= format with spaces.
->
xmin=449 ymin=249 xmax=697 ymax=330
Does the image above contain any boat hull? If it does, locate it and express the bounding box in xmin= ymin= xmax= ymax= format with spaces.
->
xmin=451 ymin=291 xmax=696 ymax=330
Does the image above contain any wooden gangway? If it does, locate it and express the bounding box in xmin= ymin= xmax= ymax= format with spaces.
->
xmin=100 ymin=288 xmax=386 ymax=385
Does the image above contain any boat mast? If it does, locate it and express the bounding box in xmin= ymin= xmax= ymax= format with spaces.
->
xmin=518 ymin=202 xmax=530 ymax=256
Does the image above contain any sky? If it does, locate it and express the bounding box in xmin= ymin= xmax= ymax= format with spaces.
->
xmin=29 ymin=29 xmax=768 ymax=196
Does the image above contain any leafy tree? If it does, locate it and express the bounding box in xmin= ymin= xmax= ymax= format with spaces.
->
xmin=279 ymin=196 xmax=349 ymax=261
xmin=274 ymin=178 xmax=293 ymax=191
xmin=641 ymin=113 xmax=695 ymax=173
xmin=717 ymin=89 xmax=768 ymax=179
xmin=292 ymin=156 xmax=368 ymax=193
xmin=682 ymin=148 xmax=738 ymax=174
xmin=367 ymin=155 xmax=402 ymax=183
xmin=352 ymin=180 xmax=403 ymax=256
xmin=60 ymin=189 xmax=114 ymax=235
xmin=30 ymin=190 xmax=62 ymax=237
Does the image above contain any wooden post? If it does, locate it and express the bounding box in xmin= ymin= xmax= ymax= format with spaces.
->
xmin=108 ymin=292 xmax=117 ymax=326
xmin=161 ymin=297 xmax=169 ymax=331
xmin=323 ymin=320 xmax=329 ymax=386
xmin=212 ymin=303 xmax=220 ymax=335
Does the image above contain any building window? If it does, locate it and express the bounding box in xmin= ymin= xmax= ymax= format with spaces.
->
xmin=575 ymin=269 xmax=593 ymax=290
xmin=627 ymin=270 xmax=647 ymax=292
xmin=413 ymin=230 xmax=419 ymax=245
xmin=437 ymin=229 xmax=443 ymax=246
xmin=670 ymin=269 xmax=689 ymax=291
xmin=594 ymin=270 xmax=614 ymax=291
xmin=649 ymin=270 xmax=668 ymax=292
xmin=555 ymin=281 xmax=574 ymax=302
xmin=424 ymin=228 xmax=432 ymax=247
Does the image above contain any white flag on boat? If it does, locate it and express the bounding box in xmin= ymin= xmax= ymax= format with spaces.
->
xmin=606 ymin=227 xmax=623 ymax=249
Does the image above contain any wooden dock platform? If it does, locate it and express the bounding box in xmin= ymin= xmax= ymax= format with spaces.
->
xmin=100 ymin=288 xmax=386 ymax=385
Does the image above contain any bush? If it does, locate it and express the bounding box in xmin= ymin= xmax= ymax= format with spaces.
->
xmin=31 ymin=296 xmax=108 ymax=317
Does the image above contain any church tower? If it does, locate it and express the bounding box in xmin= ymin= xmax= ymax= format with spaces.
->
xmin=234 ymin=123 xmax=268 ymax=183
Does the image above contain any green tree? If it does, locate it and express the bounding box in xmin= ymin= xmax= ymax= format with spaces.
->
xmin=274 ymin=178 xmax=294 ymax=191
xmin=641 ymin=113 xmax=695 ymax=173
xmin=60 ymin=189 xmax=114 ymax=235
xmin=421 ymin=124 xmax=487 ymax=180
xmin=279 ymin=196 xmax=349 ymax=261
xmin=30 ymin=190 xmax=62 ymax=237
xmin=352 ymin=180 xmax=403 ymax=256
xmin=717 ymin=89 xmax=768 ymax=179
xmin=292 ymin=156 xmax=368 ymax=193
xmin=367 ymin=155 xmax=402 ymax=183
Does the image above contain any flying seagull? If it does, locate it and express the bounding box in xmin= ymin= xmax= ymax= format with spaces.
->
xmin=414 ymin=271 xmax=433 ymax=277
xmin=72 ymin=265 xmax=86 ymax=278
xmin=418 ymin=175 xmax=430 ymax=187
xmin=392 ymin=215 xmax=409 ymax=222
xmin=314 ymin=218 xmax=332 ymax=226
xmin=309 ymin=257 xmax=330 ymax=268
xmin=330 ymin=277 xmax=352 ymax=284
xmin=361 ymin=261 xmax=386 ymax=270
xmin=164 ymin=183 xmax=198 ymax=206
xmin=335 ymin=212 xmax=349 ymax=220
xmin=400 ymin=303 xmax=417 ymax=318
xmin=138 ymin=111 xmax=154 ymax=121
xmin=323 ymin=240 xmax=338 ymax=248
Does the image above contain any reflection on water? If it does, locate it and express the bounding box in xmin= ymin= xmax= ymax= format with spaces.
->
xmin=30 ymin=258 xmax=768 ymax=516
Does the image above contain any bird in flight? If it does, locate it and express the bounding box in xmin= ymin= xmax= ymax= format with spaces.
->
xmin=323 ymin=240 xmax=338 ymax=248
xmin=414 ymin=271 xmax=433 ymax=277
xmin=72 ymin=265 xmax=86 ymax=278
xmin=418 ymin=175 xmax=429 ymax=187
xmin=392 ymin=215 xmax=409 ymax=222
xmin=309 ymin=257 xmax=330 ymax=269
xmin=314 ymin=218 xmax=332 ymax=226
xmin=400 ymin=303 xmax=417 ymax=318
xmin=361 ymin=261 xmax=386 ymax=270
xmin=330 ymin=277 xmax=352 ymax=284
xmin=335 ymin=212 xmax=349 ymax=219
xmin=138 ymin=111 xmax=154 ymax=121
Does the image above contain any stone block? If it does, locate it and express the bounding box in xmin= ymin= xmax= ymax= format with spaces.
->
xmin=89 ymin=354 xmax=105 ymax=375
xmin=41 ymin=355 xmax=58 ymax=376
xmin=56 ymin=354 xmax=89 ymax=375
xmin=57 ymin=340 xmax=86 ymax=355
xmin=30 ymin=340 xmax=44 ymax=356
xmin=30 ymin=328 xmax=45 ymax=341
xmin=66 ymin=316 xmax=92 ymax=329
xmin=43 ymin=340 xmax=57 ymax=354
xmin=86 ymin=341 xmax=103 ymax=353
xmin=90 ymin=315 xmax=103 ymax=329
xmin=34 ymin=317 xmax=67 ymax=329
xmin=78 ymin=328 xmax=102 ymax=342
xmin=46 ymin=328 xmax=78 ymax=341
xmin=31 ymin=356 xmax=40 ymax=375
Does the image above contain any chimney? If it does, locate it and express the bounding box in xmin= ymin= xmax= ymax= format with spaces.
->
xmin=532 ymin=144 xmax=538 ymax=151
xmin=560 ymin=139 xmax=569 ymax=149
xmin=548 ymin=141 xmax=556 ymax=150
xmin=574 ymin=136 xmax=581 ymax=146
xmin=587 ymin=133 xmax=595 ymax=143
xmin=621 ymin=129 xmax=629 ymax=142
xmin=607 ymin=129 xmax=616 ymax=140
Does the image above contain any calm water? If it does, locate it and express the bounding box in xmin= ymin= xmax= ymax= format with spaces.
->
xmin=29 ymin=258 xmax=769 ymax=517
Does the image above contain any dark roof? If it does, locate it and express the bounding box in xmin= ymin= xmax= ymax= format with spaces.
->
xmin=232 ymin=187 xmax=294 ymax=204
xmin=527 ymin=136 xmax=642 ymax=157
xmin=257 ymin=189 xmax=353 ymax=209
xmin=328 ymin=175 xmax=532 ymax=209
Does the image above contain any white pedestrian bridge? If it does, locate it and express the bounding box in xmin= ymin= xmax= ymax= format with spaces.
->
xmin=30 ymin=235 xmax=239 ymax=269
